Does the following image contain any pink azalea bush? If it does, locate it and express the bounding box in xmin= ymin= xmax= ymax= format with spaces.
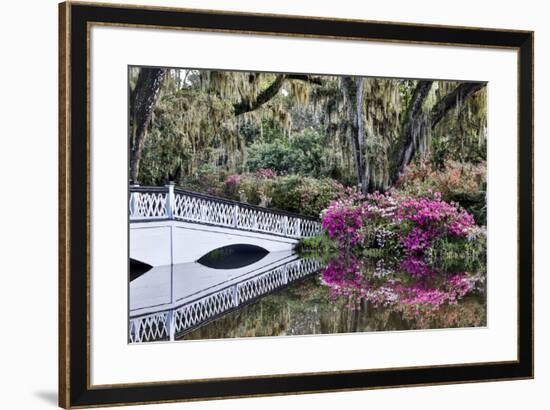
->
xmin=321 ymin=189 xmax=481 ymax=265
xmin=320 ymin=190 xmax=366 ymax=247
xmin=399 ymin=255 xmax=433 ymax=277
xmin=395 ymin=192 xmax=477 ymax=240
xmin=395 ymin=160 xmax=486 ymax=199
xmin=394 ymin=160 xmax=487 ymax=224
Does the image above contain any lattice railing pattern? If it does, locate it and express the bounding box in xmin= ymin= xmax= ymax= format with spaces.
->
xmin=173 ymin=194 xmax=235 ymax=227
xmin=129 ymin=186 xmax=322 ymax=238
xmin=236 ymin=264 xmax=288 ymax=304
xmin=129 ymin=191 xmax=167 ymax=220
xmin=129 ymin=258 xmax=323 ymax=343
xmin=172 ymin=191 xmax=322 ymax=238
xmin=129 ymin=311 xmax=170 ymax=343
xmin=287 ymin=258 xmax=322 ymax=282
xmin=172 ymin=287 xmax=235 ymax=334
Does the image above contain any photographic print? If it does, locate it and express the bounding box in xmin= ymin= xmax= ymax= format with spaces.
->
xmin=128 ymin=67 xmax=488 ymax=343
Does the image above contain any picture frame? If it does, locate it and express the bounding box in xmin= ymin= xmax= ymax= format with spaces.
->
xmin=59 ymin=1 xmax=534 ymax=408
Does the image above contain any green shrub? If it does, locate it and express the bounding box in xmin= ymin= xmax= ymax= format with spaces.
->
xmin=244 ymin=129 xmax=328 ymax=178
xmin=222 ymin=171 xmax=345 ymax=218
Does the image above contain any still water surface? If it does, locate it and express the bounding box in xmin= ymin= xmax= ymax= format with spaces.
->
xmin=170 ymin=247 xmax=487 ymax=340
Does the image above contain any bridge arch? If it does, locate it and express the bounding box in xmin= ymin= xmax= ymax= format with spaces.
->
xmin=130 ymin=220 xmax=300 ymax=266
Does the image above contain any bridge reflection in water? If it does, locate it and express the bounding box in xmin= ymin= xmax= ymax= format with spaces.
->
xmin=129 ymin=251 xmax=323 ymax=343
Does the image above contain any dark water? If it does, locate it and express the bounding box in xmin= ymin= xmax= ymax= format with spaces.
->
xmin=180 ymin=252 xmax=487 ymax=341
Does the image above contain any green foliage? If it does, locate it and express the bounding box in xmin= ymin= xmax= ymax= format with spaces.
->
xmin=431 ymin=87 xmax=487 ymax=166
xmin=179 ymin=164 xmax=226 ymax=196
xmin=426 ymin=231 xmax=487 ymax=272
xmin=137 ymin=73 xmax=238 ymax=185
xmin=133 ymin=68 xmax=487 ymax=216
xmin=222 ymin=172 xmax=345 ymax=218
xmin=244 ymin=129 xmax=328 ymax=177
xmin=270 ymin=175 xmax=345 ymax=218
xmin=295 ymin=233 xmax=336 ymax=259
xmin=245 ymin=141 xmax=300 ymax=174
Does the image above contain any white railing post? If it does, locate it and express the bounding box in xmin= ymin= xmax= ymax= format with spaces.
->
xmin=200 ymin=201 xmax=207 ymax=222
xmin=129 ymin=184 xmax=140 ymax=218
xmin=129 ymin=192 xmax=136 ymax=218
xmin=166 ymin=182 xmax=175 ymax=219
xmin=283 ymin=216 xmax=288 ymax=236
xmin=233 ymin=204 xmax=239 ymax=228
xmin=168 ymin=310 xmax=175 ymax=341
xmin=232 ymin=284 xmax=239 ymax=307
xmin=296 ymin=219 xmax=301 ymax=237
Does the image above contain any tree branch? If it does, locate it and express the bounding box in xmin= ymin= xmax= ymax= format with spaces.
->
xmin=233 ymin=74 xmax=286 ymax=115
xmin=286 ymin=74 xmax=324 ymax=85
xmin=233 ymin=74 xmax=324 ymax=116
xmin=430 ymin=82 xmax=486 ymax=129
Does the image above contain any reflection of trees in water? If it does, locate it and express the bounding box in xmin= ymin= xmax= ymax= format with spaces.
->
xmin=180 ymin=271 xmax=486 ymax=341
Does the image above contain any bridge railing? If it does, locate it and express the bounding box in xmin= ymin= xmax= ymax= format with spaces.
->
xmin=129 ymin=257 xmax=323 ymax=343
xmin=129 ymin=184 xmax=322 ymax=238
xmin=129 ymin=186 xmax=168 ymax=220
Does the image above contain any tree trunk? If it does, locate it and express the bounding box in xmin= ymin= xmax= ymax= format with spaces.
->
xmin=393 ymin=80 xmax=433 ymax=183
xmin=129 ymin=67 xmax=167 ymax=183
xmin=392 ymin=81 xmax=485 ymax=184
xmin=356 ymin=78 xmax=369 ymax=194
xmin=342 ymin=76 xmax=368 ymax=194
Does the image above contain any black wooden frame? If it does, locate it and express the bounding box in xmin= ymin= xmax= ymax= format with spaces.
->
xmin=59 ymin=1 xmax=534 ymax=408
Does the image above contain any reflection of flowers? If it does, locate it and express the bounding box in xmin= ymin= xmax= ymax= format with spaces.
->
xmin=399 ymin=255 xmax=433 ymax=277
xmin=399 ymin=273 xmax=479 ymax=313
xmin=320 ymin=254 xmax=481 ymax=313
xmin=321 ymin=256 xmax=368 ymax=301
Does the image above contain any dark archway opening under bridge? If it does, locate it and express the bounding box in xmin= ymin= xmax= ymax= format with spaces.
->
xmin=197 ymin=244 xmax=269 ymax=269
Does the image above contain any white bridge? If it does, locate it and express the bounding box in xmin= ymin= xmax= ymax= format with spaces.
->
xmin=130 ymin=184 xmax=322 ymax=266
xmin=129 ymin=252 xmax=323 ymax=343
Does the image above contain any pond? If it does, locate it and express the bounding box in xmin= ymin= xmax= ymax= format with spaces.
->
xmin=178 ymin=251 xmax=486 ymax=341
xmin=129 ymin=240 xmax=486 ymax=343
